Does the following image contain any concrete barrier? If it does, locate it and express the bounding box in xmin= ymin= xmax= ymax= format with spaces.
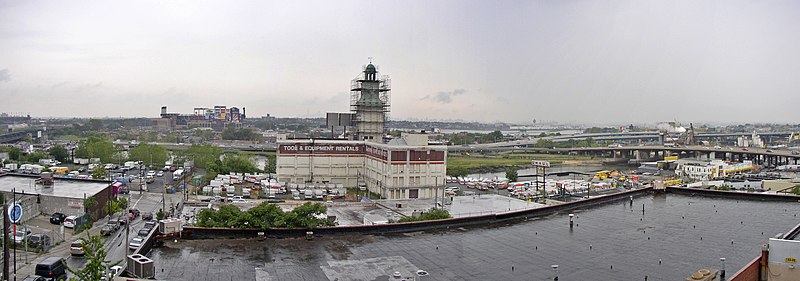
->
xmin=184 ymin=187 xmax=653 ymax=239
xmin=667 ymin=186 xmax=800 ymax=202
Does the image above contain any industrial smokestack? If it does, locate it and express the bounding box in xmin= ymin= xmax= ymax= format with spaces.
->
xmin=242 ymin=107 xmax=246 ymax=119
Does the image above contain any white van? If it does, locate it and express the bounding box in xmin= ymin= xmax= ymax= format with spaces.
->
xmin=63 ymin=216 xmax=78 ymax=229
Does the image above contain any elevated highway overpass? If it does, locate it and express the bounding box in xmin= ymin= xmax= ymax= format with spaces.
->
xmin=567 ymin=145 xmax=800 ymax=166
xmin=453 ymin=131 xmax=794 ymax=150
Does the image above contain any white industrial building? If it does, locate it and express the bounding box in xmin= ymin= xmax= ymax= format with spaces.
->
xmin=277 ymin=134 xmax=447 ymax=200
xmin=277 ymin=62 xmax=447 ymax=200
xmin=675 ymin=159 xmax=755 ymax=181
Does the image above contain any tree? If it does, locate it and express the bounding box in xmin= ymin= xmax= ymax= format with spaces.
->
xmin=266 ymin=154 xmax=276 ymax=174
xmin=91 ymin=165 xmax=107 ymax=180
xmin=74 ymin=136 xmax=115 ymax=163
xmin=208 ymin=153 xmax=259 ymax=175
xmin=506 ymin=167 xmax=518 ymax=182
xmin=67 ymin=234 xmax=117 ymax=281
xmin=195 ymin=202 xmax=333 ymax=228
xmin=483 ymin=130 xmax=503 ymax=143
xmin=84 ymin=197 xmax=98 ymax=211
xmin=192 ymin=129 xmax=217 ymax=141
xmin=128 ymin=144 xmax=168 ymax=167
xmin=184 ymin=144 xmax=223 ymax=169
xmin=23 ymin=151 xmax=48 ymax=163
xmin=398 ymin=208 xmax=451 ymax=222
xmin=87 ymin=119 xmax=104 ymax=131
xmin=49 ymin=145 xmax=70 ymax=162
xmin=0 ymin=146 xmax=21 ymax=161
xmin=221 ymin=128 xmax=261 ymax=141
xmin=446 ymin=166 xmax=469 ymax=177
xmin=84 ymin=197 xmax=98 ymax=220
xmin=282 ymin=202 xmax=331 ymax=228
xmin=792 ymin=185 xmax=800 ymax=195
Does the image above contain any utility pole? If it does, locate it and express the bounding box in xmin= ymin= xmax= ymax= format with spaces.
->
xmin=2 ymin=193 xmax=9 ymax=281
xmin=162 ymin=184 xmax=166 ymax=218
xmin=12 ymin=189 xmax=16 ymax=281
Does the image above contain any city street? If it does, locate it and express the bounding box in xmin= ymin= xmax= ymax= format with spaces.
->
xmin=12 ymin=185 xmax=184 ymax=279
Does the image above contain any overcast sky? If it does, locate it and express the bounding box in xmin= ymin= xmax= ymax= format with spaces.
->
xmin=1 ymin=0 xmax=799 ymax=124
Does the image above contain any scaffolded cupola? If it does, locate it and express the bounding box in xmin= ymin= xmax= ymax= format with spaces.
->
xmin=350 ymin=62 xmax=391 ymax=142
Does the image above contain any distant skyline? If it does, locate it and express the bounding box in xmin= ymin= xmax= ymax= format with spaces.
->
xmin=1 ymin=1 xmax=799 ymax=124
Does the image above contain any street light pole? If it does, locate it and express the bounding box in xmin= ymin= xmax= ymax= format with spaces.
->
xmin=12 ymin=188 xmax=16 ymax=281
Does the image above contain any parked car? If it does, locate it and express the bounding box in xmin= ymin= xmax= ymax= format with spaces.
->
xmin=35 ymin=257 xmax=67 ymax=281
xmin=129 ymin=237 xmax=144 ymax=250
xmin=107 ymin=219 xmax=120 ymax=230
xmin=63 ymin=216 xmax=78 ymax=228
xmin=14 ymin=228 xmax=31 ymax=244
xmin=100 ymin=225 xmax=114 ymax=236
xmin=156 ymin=171 xmax=164 ymax=177
xmin=117 ymin=215 xmax=128 ymax=225
xmin=138 ymin=228 xmax=151 ymax=237
xmin=50 ymin=213 xmax=66 ymax=225
xmin=70 ymin=240 xmax=85 ymax=256
xmin=142 ymin=221 xmax=157 ymax=232
xmin=128 ymin=208 xmax=141 ymax=220
xmin=146 ymin=170 xmax=156 ymax=177
xmin=142 ymin=212 xmax=154 ymax=221
xmin=28 ymin=233 xmax=52 ymax=248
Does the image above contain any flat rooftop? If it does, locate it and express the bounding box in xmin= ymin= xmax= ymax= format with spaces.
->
xmin=0 ymin=175 xmax=109 ymax=199
xmin=150 ymin=193 xmax=800 ymax=280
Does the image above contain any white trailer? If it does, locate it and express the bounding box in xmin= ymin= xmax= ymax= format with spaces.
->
xmin=3 ymin=163 xmax=18 ymax=171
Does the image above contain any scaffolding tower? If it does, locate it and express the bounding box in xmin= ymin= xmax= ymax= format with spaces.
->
xmin=350 ymin=63 xmax=391 ymax=142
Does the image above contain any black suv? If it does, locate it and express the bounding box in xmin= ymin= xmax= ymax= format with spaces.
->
xmin=35 ymin=257 xmax=67 ymax=280
xmin=100 ymin=225 xmax=115 ymax=236
xmin=49 ymin=213 xmax=66 ymax=225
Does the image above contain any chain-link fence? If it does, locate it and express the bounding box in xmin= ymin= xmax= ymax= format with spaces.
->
xmin=11 ymin=228 xmax=66 ymax=254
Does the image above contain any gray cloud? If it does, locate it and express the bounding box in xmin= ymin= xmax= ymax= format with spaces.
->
xmin=0 ymin=69 xmax=10 ymax=82
xmin=1 ymin=1 xmax=799 ymax=123
xmin=422 ymin=89 xmax=467 ymax=104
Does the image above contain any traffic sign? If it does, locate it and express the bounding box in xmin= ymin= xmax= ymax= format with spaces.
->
xmin=9 ymin=203 xmax=23 ymax=223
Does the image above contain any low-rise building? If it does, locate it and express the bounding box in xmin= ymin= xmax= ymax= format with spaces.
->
xmin=0 ymin=174 xmax=113 ymax=223
xmin=676 ymin=159 xmax=755 ymax=181
xmin=277 ymin=134 xmax=446 ymax=200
